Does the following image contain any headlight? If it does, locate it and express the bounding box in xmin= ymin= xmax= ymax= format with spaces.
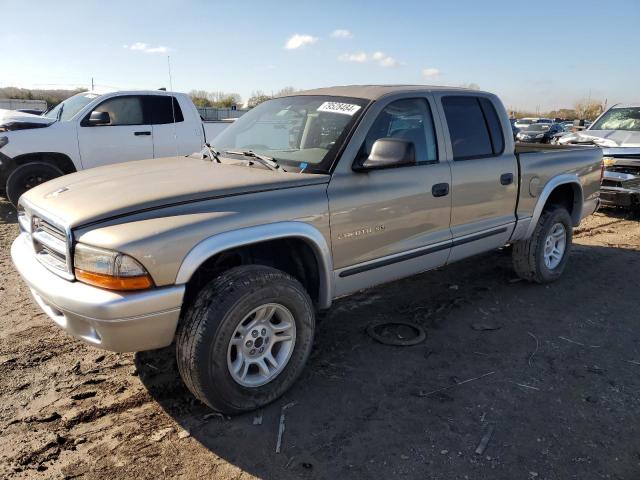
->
xmin=74 ymin=243 xmax=153 ymax=291
xmin=535 ymin=133 xmax=544 ymax=138
xmin=602 ymin=156 xmax=616 ymax=167
xmin=0 ymin=136 xmax=8 ymax=149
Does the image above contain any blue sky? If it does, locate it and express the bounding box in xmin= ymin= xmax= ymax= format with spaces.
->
xmin=1 ymin=0 xmax=638 ymax=111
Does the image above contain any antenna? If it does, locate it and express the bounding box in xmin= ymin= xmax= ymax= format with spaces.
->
xmin=167 ymin=55 xmax=179 ymax=159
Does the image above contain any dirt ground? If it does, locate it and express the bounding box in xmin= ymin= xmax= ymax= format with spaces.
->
xmin=1 ymin=199 xmax=639 ymax=480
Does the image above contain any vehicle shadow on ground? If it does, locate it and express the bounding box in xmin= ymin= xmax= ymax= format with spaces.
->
xmin=598 ymin=205 xmax=640 ymax=221
xmin=0 ymin=199 xmax=17 ymax=225
xmin=136 ymin=243 xmax=640 ymax=479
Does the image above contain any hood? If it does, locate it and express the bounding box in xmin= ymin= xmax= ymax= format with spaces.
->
xmin=558 ymin=129 xmax=640 ymax=148
xmin=0 ymin=108 xmax=54 ymax=131
xmin=21 ymin=155 xmax=329 ymax=227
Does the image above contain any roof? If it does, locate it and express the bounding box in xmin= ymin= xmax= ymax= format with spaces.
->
xmin=287 ymin=84 xmax=483 ymax=100
xmin=83 ymin=88 xmax=187 ymax=97
xmin=609 ymin=103 xmax=640 ymax=109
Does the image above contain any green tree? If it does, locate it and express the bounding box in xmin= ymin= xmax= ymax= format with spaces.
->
xmin=247 ymin=90 xmax=271 ymax=108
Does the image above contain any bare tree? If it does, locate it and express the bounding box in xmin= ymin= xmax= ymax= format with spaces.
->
xmin=574 ymin=98 xmax=605 ymax=121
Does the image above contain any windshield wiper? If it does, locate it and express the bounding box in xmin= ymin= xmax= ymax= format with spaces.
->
xmin=203 ymin=143 xmax=221 ymax=162
xmin=224 ymin=150 xmax=285 ymax=172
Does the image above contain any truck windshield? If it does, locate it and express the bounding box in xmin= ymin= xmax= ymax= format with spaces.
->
xmin=591 ymin=107 xmax=640 ymax=131
xmin=43 ymin=92 xmax=100 ymax=121
xmin=212 ymin=95 xmax=369 ymax=173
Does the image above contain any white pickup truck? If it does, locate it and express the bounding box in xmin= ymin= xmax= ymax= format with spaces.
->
xmin=0 ymin=90 xmax=228 ymax=205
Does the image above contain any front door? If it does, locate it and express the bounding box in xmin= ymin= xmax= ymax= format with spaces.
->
xmin=329 ymin=96 xmax=452 ymax=297
xmin=77 ymin=95 xmax=153 ymax=169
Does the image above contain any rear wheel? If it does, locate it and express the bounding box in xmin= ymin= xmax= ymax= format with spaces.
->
xmin=512 ymin=206 xmax=573 ymax=283
xmin=176 ymin=265 xmax=315 ymax=414
xmin=6 ymin=162 xmax=64 ymax=206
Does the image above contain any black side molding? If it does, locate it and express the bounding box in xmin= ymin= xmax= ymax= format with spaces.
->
xmin=339 ymin=227 xmax=509 ymax=278
xmin=451 ymin=226 xmax=508 ymax=247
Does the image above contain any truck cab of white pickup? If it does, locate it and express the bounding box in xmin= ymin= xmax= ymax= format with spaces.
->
xmin=0 ymin=90 xmax=206 ymax=205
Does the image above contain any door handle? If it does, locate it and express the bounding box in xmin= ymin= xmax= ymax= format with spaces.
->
xmin=431 ymin=183 xmax=450 ymax=197
xmin=500 ymin=173 xmax=514 ymax=185
xmin=134 ymin=131 xmax=151 ymax=136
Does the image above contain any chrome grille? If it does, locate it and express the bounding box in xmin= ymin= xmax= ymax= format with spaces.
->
xmin=19 ymin=202 xmax=74 ymax=280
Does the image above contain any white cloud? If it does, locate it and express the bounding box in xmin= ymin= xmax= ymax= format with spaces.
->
xmin=331 ymin=29 xmax=353 ymax=39
xmin=124 ymin=42 xmax=170 ymax=54
xmin=339 ymin=52 xmax=368 ymax=63
xmin=339 ymin=51 xmax=398 ymax=67
xmin=422 ymin=67 xmax=441 ymax=78
xmin=379 ymin=56 xmax=398 ymax=67
xmin=371 ymin=51 xmax=397 ymax=67
xmin=284 ymin=34 xmax=318 ymax=50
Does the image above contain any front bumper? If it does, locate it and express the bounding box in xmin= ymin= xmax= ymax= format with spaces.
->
xmin=11 ymin=233 xmax=185 ymax=352
xmin=600 ymin=188 xmax=640 ymax=207
xmin=601 ymin=170 xmax=640 ymax=207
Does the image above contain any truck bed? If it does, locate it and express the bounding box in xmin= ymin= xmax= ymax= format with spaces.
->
xmin=514 ymin=143 xmax=602 ymax=226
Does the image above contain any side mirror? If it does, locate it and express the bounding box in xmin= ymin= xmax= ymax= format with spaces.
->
xmin=87 ymin=111 xmax=110 ymax=126
xmin=355 ymin=138 xmax=416 ymax=171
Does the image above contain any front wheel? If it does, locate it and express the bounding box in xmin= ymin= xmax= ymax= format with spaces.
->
xmin=6 ymin=162 xmax=64 ymax=207
xmin=512 ymin=206 xmax=573 ymax=283
xmin=176 ymin=265 xmax=315 ymax=414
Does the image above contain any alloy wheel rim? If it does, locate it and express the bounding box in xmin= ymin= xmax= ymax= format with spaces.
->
xmin=23 ymin=173 xmax=53 ymax=190
xmin=227 ymin=303 xmax=297 ymax=387
xmin=543 ymin=222 xmax=566 ymax=269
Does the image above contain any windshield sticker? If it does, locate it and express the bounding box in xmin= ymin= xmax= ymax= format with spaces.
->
xmin=317 ymin=102 xmax=361 ymax=116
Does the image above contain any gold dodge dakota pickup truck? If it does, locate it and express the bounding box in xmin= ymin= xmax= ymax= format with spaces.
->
xmin=11 ymin=85 xmax=602 ymax=413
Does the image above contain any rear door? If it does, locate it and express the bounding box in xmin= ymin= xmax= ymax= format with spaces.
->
xmin=77 ymin=95 xmax=153 ymax=169
xmin=329 ymin=95 xmax=452 ymax=296
xmin=435 ymin=94 xmax=518 ymax=262
xmin=148 ymin=95 xmax=204 ymax=157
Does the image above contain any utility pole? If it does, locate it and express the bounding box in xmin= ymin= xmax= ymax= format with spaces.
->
xmin=91 ymin=77 xmax=94 ymax=90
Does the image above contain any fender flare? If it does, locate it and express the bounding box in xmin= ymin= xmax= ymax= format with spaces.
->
xmin=175 ymin=221 xmax=334 ymax=309
xmin=525 ymin=174 xmax=583 ymax=238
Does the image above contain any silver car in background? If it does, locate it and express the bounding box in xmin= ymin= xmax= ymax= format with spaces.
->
xmin=559 ymin=104 xmax=640 ymax=208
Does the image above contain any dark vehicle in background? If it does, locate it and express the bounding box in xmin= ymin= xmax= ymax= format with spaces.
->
xmin=559 ymin=104 xmax=640 ymax=208
xmin=516 ymin=123 xmax=564 ymax=144
xmin=511 ymin=123 xmax=520 ymax=140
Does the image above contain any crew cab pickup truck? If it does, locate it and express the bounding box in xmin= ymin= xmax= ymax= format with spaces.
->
xmin=559 ymin=103 xmax=640 ymax=208
xmin=0 ymin=89 xmax=225 ymax=205
xmin=11 ymin=85 xmax=602 ymax=413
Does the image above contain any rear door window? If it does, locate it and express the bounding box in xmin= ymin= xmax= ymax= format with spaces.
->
xmin=479 ymin=98 xmax=504 ymax=154
xmin=442 ymin=96 xmax=505 ymax=160
xmin=145 ymin=96 xmax=184 ymax=124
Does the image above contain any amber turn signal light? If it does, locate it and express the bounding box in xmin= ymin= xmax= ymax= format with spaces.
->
xmin=75 ymin=269 xmax=154 ymax=291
